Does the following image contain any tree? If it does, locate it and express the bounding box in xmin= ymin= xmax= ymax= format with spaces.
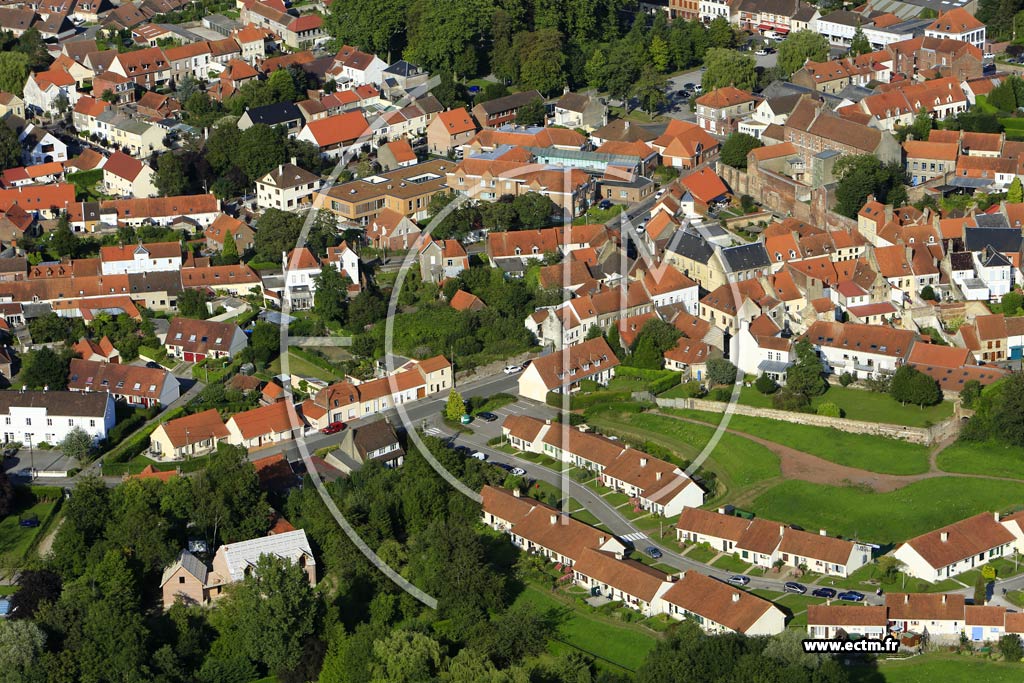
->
xmin=404 ymin=0 xmax=492 ymax=77
xmin=0 ymin=52 xmax=29 ymax=96
xmin=177 ymin=288 xmax=211 ymax=319
xmin=219 ymin=228 xmax=240 ymax=265
xmin=876 ymin=556 xmax=906 ymax=584
xmin=348 ymin=288 xmax=387 ymax=329
xmin=850 ymin=25 xmax=871 ymax=56
xmin=701 ymin=48 xmax=757 ymax=92
xmin=254 ymin=209 xmax=303 ymax=263
xmin=889 ymin=364 xmax=941 ymax=407
xmin=772 ymin=386 xmax=811 ymax=412
xmin=192 ymin=443 xmax=269 ymax=545
xmin=833 ymin=155 xmax=907 ymax=218
xmin=633 ymin=66 xmax=668 ymax=115
xmin=650 ymin=34 xmax=670 ymax=72
xmin=209 ymin=554 xmax=322 ymax=675
xmin=920 ymin=284 xmax=937 ymax=301
xmin=268 ymin=67 xmax=298 ymax=103
xmin=707 ymin=16 xmax=735 ymax=48
xmin=445 ymin=389 xmax=465 ymax=422
xmin=512 ymin=192 xmax=557 ymax=228
xmin=0 ymin=123 xmax=20 ymax=170
xmin=755 ymin=372 xmax=778 ymax=394
xmin=706 ymin=358 xmax=737 ymax=386
xmin=0 ymin=619 xmax=46 ymax=682
xmin=629 ymin=319 xmax=682 ymax=369
xmin=248 ymin=321 xmax=279 ymax=368
xmin=313 ymin=266 xmax=347 ymax=326
xmin=960 ymin=379 xmax=982 ymax=409
xmin=786 ymin=338 xmax=826 ymax=397
xmin=720 ymin=133 xmax=763 ymax=169
xmin=238 ymin=124 xmax=286 ymax=182
xmin=21 ymin=346 xmax=70 ymax=390
xmin=998 ymin=634 xmax=1024 ymax=663
xmin=1010 ymin=177 xmax=1024 ymax=204
xmin=777 ymin=30 xmax=830 ymax=77
xmin=816 ymin=401 xmax=841 ymax=417
xmin=1003 ymin=289 xmax=1024 ymax=315
xmin=59 ymin=426 xmax=94 ymax=461
xmin=974 ymin=573 xmax=988 ymax=605
xmin=0 ymin=469 xmax=12 ymax=519
xmin=48 ymin=212 xmax=78 ymax=259
xmin=514 ymin=29 xmax=567 ymax=96
xmin=154 ymin=153 xmax=189 ymax=197
xmin=323 ymin=0 xmax=407 ymax=60
xmin=370 ymin=630 xmax=442 ymax=683
xmin=606 ymin=323 xmax=624 ymax=359
xmin=899 ymin=108 xmax=933 ymax=143
xmin=8 ymin=569 xmax=61 ymax=620
xmin=514 ymin=97 xmax=547 ymax=126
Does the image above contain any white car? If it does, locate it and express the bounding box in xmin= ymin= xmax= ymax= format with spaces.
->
xmin=503 ymin=364 xmax=521 ymax=374
xmin=755 ymin=49 xmax=767 ymax=56
xmin=471 ymin=451 xmax=487 ymax=461
xmin=655 ymin=189 xmax=666 ymax=199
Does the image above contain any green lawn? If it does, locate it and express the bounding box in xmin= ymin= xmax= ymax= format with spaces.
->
xmin=603 ymin=491 xmax=632 ymax=507
xmin=0 ymin=493 xmax=58 ymax=566
xmin=737 ymin=385 xmax=954 ymax=428
xmin=832 ymin=563 xmax=963 ymax=594
xmin=606 ymin=376 xmax=652 ymax=392
xmin=567 ymin=499 xmax=602 ymax=527
xmin=585 ymin=408 xmax=781 ymax=502
xmin=511 ymin=585 xmax=660 ymax=672
xmin=710 ymin=554 xmax=752 ymax=573
xmin=1007 ymin=590 xmax=1024 ymax=608
xmin=664 ymin=408 xmax=931 ymax=475
xmin=854 ymin=653 xmax=1024 ymax=683
xmin=936 ymin=440 xmax=1024 ymax=480
xmin=685 ymin=544 xmax=717 ymax=563
xmin=574 ymin=204 xmax=624 ymax=225
xmin=269 ymin=350 xmax=342 ymax=383
xmin=750 ymin=478 xmax=1024 ymax=545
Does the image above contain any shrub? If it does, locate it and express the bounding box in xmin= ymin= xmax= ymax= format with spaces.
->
xmin=706 ymin=358 xmax=737 ymax=386
xmin=754 ymin=372 xmax=778 ymax=395
xmin=839 ymin=372 xmax=854 ymax=387
xmin=772 ymin=387 xmax=811 ymax=412
xmin=553 ymin=412 xmax=585 ymax=426
xmin=816 ymin=402 xmax=842 ymax=418
xmin=920 ymin=285 xmax=937 ymax=301
xmin=708 ymin=386 xmax=733 ymax=402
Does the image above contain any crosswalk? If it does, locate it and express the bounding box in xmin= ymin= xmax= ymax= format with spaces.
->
xmin=622 ymin=532 xmax=648 ymax=543
xmin=424 ymin=427 xmax=443 ymax=436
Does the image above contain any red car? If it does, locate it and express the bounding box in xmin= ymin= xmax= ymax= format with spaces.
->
xmin=320 ymin=421 xmax=346 ymax=435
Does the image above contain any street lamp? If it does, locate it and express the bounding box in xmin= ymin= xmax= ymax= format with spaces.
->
xmin=26 ymin=433 xmax=33 ymax=479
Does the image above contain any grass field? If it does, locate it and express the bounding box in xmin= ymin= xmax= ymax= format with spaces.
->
xmin=737 ymin=385 xmax=954 ymax=427
xmin=853 ymin=653 xmax=1024 ymax=683
xmin=269 ymin=351 xmax=342 ymax=383
xmin=585 ymin=408 xmax=780 ymax=502
xmin=0 ymin=492 xmax=59 ymax=566
xmin=936 ymin=440 xmax=1024 ymax=480
xmin=664 ymin=409 xmax=931 ymax=475
xmin=573 ymin=204 xmax=624 ymax=225
xmin=710 ymin=554 xmax=751 ymax=573
xmin=511 ymin=584 xmax=660 ymax=673
xmin=685 ymin=544 xmax=717 ymax=563
xmin=749 ymin=477 xmax=1024 ymax=544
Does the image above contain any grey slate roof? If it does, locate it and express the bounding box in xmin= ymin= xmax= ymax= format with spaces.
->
xmin=0 ymin=390 xmax=109 ymax=416
xmin=974 ymin=214 xmax=1009 ymax=229
xmin=243 ymin=101 xmax=302 ymax=126
xmin=964 ymin=227 xmax=1022 ymax=253
xmin=666 ymin=230 xmax=715 ymax=264
xmin=719 ymin=243 xmax=770 ymax=273
xmin=475 ymin=90 xmax=543 ymax=115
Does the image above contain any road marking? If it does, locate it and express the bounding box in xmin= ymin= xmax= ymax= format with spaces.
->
xmin=622 ymin=532 xmax=648 ymax=543
xmin=424 ymin=427 xmax=443 ymax=436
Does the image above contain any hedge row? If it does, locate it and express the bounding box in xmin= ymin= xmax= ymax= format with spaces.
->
xmin=103 ymin=406 xmax=187 ymax=464
xmin=614 ymin=367 xmax=681 ymax=394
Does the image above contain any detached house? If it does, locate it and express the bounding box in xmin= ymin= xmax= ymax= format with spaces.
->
xmin=165 ymin=318 xmax=247 ymax=361
xmin=658 ymin=571 xmax=785 ymax=636
xmin=517 ymin=336 xmax=620 ymax=402
xmin=226 ymin=401 xmax=304 ymax=449
xmin=695 ymin=87 xmax=759 ymax=136
xmin=149 ymin=408 xmax=229 ymax=460
xmin=418 ymin=237 xmax=468 ymax=283
xmin=426 ymin=107 xmax=477 ymax=155
xmin=102 ymin=151 xmax=158 ymax=198
xmin=256 ymin=162 xmax=320 ymax=211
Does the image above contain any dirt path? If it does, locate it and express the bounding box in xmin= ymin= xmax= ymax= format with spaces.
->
xmin=655 ymin=411 xmax=1024 ymax=493
xmin=34 ymin=517 xmax=63 ymax=559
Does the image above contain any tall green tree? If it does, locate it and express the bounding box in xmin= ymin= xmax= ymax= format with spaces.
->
xmin=445 ymin=389 xmax=465 ymax=422
xmin=48 ymin=212 xmax=78 ymax=258
xmin=313 ymin=265 xmax=348 ymax=326
xmin=1009 ymin=177 xmax=1024 ymax=204
xmin=20 ymin=346 xmax=71 ymax=390
xmin=633 ymin=66 xmax=668 ymax=115
xmin=777 ymin=30 xmax=829 ymax=77
xmin=786 ymin=338 xmax=826 ymax=398
xmin=514 ymin=97 xmax=547 ymax=126
xmin=513 ymin=29 xmax=567 ymax=96
xmin=701 ymin=48 xmax=757 ymax=92
xmin=154 ymin=153 xmax=189 ymax=197
xmin=850 ymin=25 xmax=871 ymax=56
xmin=0 ymin=52 xmax=29 ymax=95
xmin=176 ymin=288 xmax=211 ymax=319
xmin=720 ymin=133 xmax=763 ymax=169
xmin=0 ymin=123 xmax=21 ymax=170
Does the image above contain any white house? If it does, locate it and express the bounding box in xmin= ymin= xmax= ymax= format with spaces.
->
xmin=282 ymin=247 xmax=322 ymax=310
xmin=804 ymin=320 xmax=915 ymax=379
xmin=600 ymin=449 xmax=705 ymax=517
xmin=100 ymin=241 xmax=182 ymax=275
xmin=256 ymin=162 xmax=320 ymax=211
xmin=806 ymin=605 xmax=889 ymax=640
xmin=330 ymin=45 xmax=387 ymax=87
xmin=699 ymin=0 xmax=732 ymax=24
xmin=658 ymin=571 xmax=786 ymax=636
xmin=892 ymin=512 xmax=1016 ymax=582
xmin=19 ymin=124 xmax=68 ymax=165
xmin=22 ymin=69 xmax=78 ymax=115
xmin=0 ymin=390 xmax=115 ymax=446
xmin=886 ymin=593 xmax=966 ymax=637
xmin=325 ymin=242 xmax=359 ymax=287
xmin=102 ymin=150 xmax=158 ymax=198
xmin=924 ymin=8 xmax=985 ymax=51
xmin=517 ymin=336 xmax=620 ymax=402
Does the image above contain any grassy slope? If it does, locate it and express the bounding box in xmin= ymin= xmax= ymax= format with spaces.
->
xmin=737 ymin=385 xmax=954 ymax=428
xmin=936 ymin=440 xmax=1024 ymax=480
xmin=853 ymin=653 xmax=1024 ymax=683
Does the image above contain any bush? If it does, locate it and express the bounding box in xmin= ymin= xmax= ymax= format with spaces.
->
xmin=754 ymin=372 xmax=778 ymax=395
xmin=920 ymin=285 xmax=937 ymax=301
xmin=553 ymin=412 xmax=585 ymax=426
xmin=839 ymin=372 xmax=854 ymax=387
xmin=772 ymin=387 xmax=811 ymax=412
xmin=708 ymin=386 xmax=733 ymax=402
xmin=816 ymin=402 xmax=842 ymax=418
xmin=706 ymin=358 xmax=737 ymax=386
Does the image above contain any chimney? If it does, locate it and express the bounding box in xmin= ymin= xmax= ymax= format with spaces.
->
xmin=512 ymin=488 xmax=521 ymax=498
xmin=718 ymin=507 xmax=726 ymax=514
xmin=550 ymin=514 xmax=558 ymax=525
xmin=941 ymin=594 xmax=947 ymax=604
xmin=903 ymin=594 xmax=909 ymax=604
xmin=656 ymin=471 xmax=663 ymax=481
xmin=779 ymin=525 xmax=785 ymax=536
xmin=598 ymin=535 xmax=606 ymax=545
xmin=291 ymin=156 xmax=297 ymax=166
xmin=940 ymin=531 xmax=949 ymax=542
xmin=819 ymin=529 xmax=827 ymax=536
xmin=995 ymin=511 xmax=1000 ymax=523
xmin=640 ymin=457 xmax=648 ymax=467
xmin=732 ymin=593 xmax=740 ymax=603
xmin=545 ymin=419 xmax=551 ymax=425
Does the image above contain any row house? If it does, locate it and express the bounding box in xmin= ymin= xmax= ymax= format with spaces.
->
xmin=783 ymin=96 xmax=902 ymax=170
xmin=958 ymin=312 xmax=1024 ymax=362
xmin=0 ymin=390 xmax=115 ymax=447
xmin=848 ymin=77 xmax=967 ymax=134
xmin=658 ymin=571 xmax=786 ymax=636
xmin=80 ymin=194 xmax=221 ymax=229
xmin=471 ymin=90 xmax=543 ymax=128
xmin=887 ymin=36 xmax=982 ymax=82
xmin=904 ymin=140 xmax=958 ymax=186
xmin=225 ymin=401 xmax=303 ymax=449
xmin=107 ymin=46 xmax=170 ymax=89
xmin=447 ymin=152 xmax=595 ymax=217
xmin=295 ymin=110 xmax=372 ymax=159
xmin=165 ymin=317 xmax=248 ymax=362
xmin=526 ymin=282 xmax=653 ymax=349
xmin=805 ymin=320 xmax=915 ymax=379
xmin=329 ymin=45 xmax=387 ymax=87
xmin=677 ymin=507 xmax=873 ymax=577
xmin=734 ymin=0 xmax=816 ymax=37
xmin=93 ymin=109 xmax=166 ymax=158
xmin=100 ymin=241 xmax=181 ymax=275
xmin=791 ymin=55 xmax=888 ymax=95
xmin=517 ymin=336 xmax=620 ymax=402
xmin=300 ymin=356 xmax=452 ymax=427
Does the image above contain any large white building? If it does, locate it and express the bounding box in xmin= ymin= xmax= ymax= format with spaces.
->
xmin=0 ymin=391 xmax=116 ymax=446
xmin=804 ymin=320 xmax=915 ymax=380
xmin=893 ymin=512 xmax=1016 ymax=582
xmin=100 ymin=241 xmax=183 ymax=275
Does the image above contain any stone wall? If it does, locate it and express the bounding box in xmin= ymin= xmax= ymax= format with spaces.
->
xmin=455 ymin=350 xmax=544 ymax=384
xmin=655 ymin=397 xmax=961 ymax=446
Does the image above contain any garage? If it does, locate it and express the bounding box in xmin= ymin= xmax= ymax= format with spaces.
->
xmin=184 ymin=352 xmax=205 ymax=362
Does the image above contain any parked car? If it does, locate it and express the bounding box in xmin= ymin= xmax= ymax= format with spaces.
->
xmin=838 ymin=591 xmax=865 ymax=602
xmin=599 ymin=199 xmax=613 ymax=210
xmin=812 ymin=587 xmax=837 ymax=599
xmin=784 ymin=582 xmax=807 ymax=594
xmin=503 ymin=364 xmax=522 ymax=374
xmin=320 ymin=421 xmax=346 ymax=435
xmin=727 ymin=575 xmax=751 ymax=586
xmin=755 ymin=49 xmax=767 ymax=56
xmin=477 ymin=411 xmax=499 ymax=422
xmin=645 ymin=546 xmax=663 ymax=559
xmin=2 ymin=448 xmax=16 ymax=458
xmin=470 ymin=451 xmax=487 ymax=461
xmin=453 ymin=445 xmax=471 ymax=457
xmin=18 ymin=515 xmax=39 ymax=528
xmin=494 ymin=462 xmax=513 ymax=472
xmin=510 ymin=466 xmax=526 ymax=476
